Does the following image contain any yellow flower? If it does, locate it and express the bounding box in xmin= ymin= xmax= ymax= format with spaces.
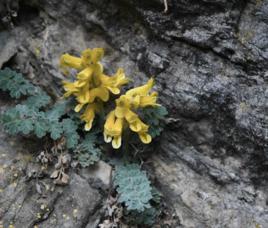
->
xmin=103 ymin=78 xmax=157 ymax=149
xmin=81 ymin=48 xmax=104 ymax=66
xmin=104 ymin=111 xmax=124 ymax=149
xmin=80 ymin=102 xmax=102 ymax=131
xmin=100 ymin=68 xmax=129 ymax=94
xmin=126 ymin=78 xmax=154 ymax=97
xmin=139 ymin=91 xmax=158 ymax=107
xmin=62 ymin=80 xmax=80 ymax=97
xmin=60 ymin=48 xmax=129 ymax=130
xmin=60 ymin=54 xmax=83 ymax=70
xmin=60 ymin=48 xmax=104 ymax=71
xmin=125 ymin=78 xmax=157 ymax=108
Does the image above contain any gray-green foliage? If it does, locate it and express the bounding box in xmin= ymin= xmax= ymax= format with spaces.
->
xmin=123 ymin=185 xmax=162 ymax=225
xmin=74 ymin=132 xmax=101 ymax=167
xmin=0 ymin=68 xmax=163 ymax=224
xmin=0 ymin=68 xmax=79 ymax=149
xmin=0 ymin=68 xmax=38 ymax=98
xmin=2 ymin=104 xmax=48 ymax=136
xmin=23 ymin=92 xmax=51 ymax=110
xmin=62 ymin=118 xmax=80 ymax=149
xmin=114 ymin=164 xmax=153 ymax=212
xmin=143 ymin=106 xmax=168 ymax=138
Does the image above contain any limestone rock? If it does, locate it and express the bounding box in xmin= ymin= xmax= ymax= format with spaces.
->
xmin=0 ymin=0 xmax=267 ymax=227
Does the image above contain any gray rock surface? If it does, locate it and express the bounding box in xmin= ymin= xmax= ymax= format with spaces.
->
xmin=0 ymin=0 xmax=268 ymax=227
xmin=0 ymin=100 xmax=102 ymax=228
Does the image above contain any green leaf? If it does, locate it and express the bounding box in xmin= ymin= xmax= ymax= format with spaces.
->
xmin=46 ymin=100 xmax=69 ymax=121
xmin=157 ymin=106 xmax=168 ymax=116
xmin=20 ymin=119 xmax=34 ymax=134
xmin=142 ymin=106 xmax=168 ymax=138
xmin=0 ymin=69 xmax=80 ymax=143
xmin=1 ymin=105 xmax=36 ymax=136
xmin=45 ymin=100 xmax=71 ymax=140
xmin=23 ymin=92 xmax=51 ymax=109
xmin=74 ymin=132 xmax=101 ymax=167
xmin=62 ymin=118 xmax=79 ymax=149
xmin=0 ymin=68 xmax=38 ymax=98
xmin=49 ymin=121 xmax=64 ymax=140
xmin=114 ymin=164 xmax=153 ymax=212
xmin=34 ymin=121 xmax=48 ymax=138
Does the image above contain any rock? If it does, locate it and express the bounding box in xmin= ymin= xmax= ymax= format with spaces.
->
xmin=0 ymin=31 xmax=17 ymax=68
xmin=0 ymin=98 xmax=102 ymax=227
xmin=80 ymin=161 xmax=112 ymax=188
xmin=40 ymin=173 xmax=101 ymax=228
xmin=0 ymin=0 xmax=268 ymax=227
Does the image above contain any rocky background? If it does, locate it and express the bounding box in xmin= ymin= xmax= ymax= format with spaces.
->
xmin=0 ymin=0 xmax=268 ymax=227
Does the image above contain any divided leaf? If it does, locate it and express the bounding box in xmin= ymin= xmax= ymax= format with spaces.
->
xmin=23 ymin=92 xmax=51 ymax=109
xmin=0 ymin=68 xmax=39 ymax=98
xmin=0 ymin=70 xmax=74 ymax=142
xmin=143 ymin=106 xmax=168 ymax=138
xmin=114 ymin=164 xmax=153 ymax=212
xmin=74 ymin=132 xmax=101 ymax=167
xmin=62 ymin=118 xmax=79 ymax=149
xmin=49 ymin=121 xmax=64 ymax=140
xmin=34 ymin=120 xmax=49 ymax=138
xmin=46 ymin=100 xmax=69 ymax=121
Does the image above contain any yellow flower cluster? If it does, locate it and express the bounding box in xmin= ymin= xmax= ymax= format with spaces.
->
xmin=104 ymin=78 xmax=158 ymax=149
xmin=60 ymin=48 xmax=159 ymax=149
xmin=60 ymin=48 xmax=128 ymax=131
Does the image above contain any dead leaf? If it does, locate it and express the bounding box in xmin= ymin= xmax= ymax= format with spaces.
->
xmin=50 ymin=170 xmax=59 ymax=179
xmin=61 ymin=172 xmax=69 ymax=184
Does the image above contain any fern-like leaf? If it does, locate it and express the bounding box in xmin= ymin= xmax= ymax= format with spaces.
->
xmin=1 ymin=104 xmax=45 ymax=136
xmin=0 ymin=68 xmax=38 ymax=98
xmin=23 ymin=92 xmax=51 ymax=109
xmin=74 ymin=132 xmax=101 ymax=167
xmin=143 ymin=106 xmax=168 ymax=138
xmin=45 ymin=100 xmax=69 ymax=121
xmin=114 ymin=164 xmax=153 ymax=212
xmin=45 ymin=101 xmax=69 ymax=140
xmin=62 ymin=118 xmax=79 ymax=149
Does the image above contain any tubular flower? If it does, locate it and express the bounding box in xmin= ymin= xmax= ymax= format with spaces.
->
xmin=80 ymin=101 xmax=102 ymax=131
xmin=60 ymin=48 xmax=129 ymax=131
xmin=104 ymin=111 xmax=124 ymax=149
xmin=103 ymin=78 xmax=158 ymax=149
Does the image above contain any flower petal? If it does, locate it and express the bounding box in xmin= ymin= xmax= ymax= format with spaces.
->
xmin=139 ymin=133 xmax=152 ymax=144
xmin=81 ymin=104 xmax=96 ymax=131
xmin=112 ymin=136 xmax=122 ymax=149
xmin=104 ymin=111 xmax=116 ymax=132
xmin=126 ymin=78 xmax=154 ymax=97
xmin=106 ymin=86 xmax=120 ymax=94
xmin=74 ymin=103 xmax=85 ymax=112
xmin=125 ymin=109 xmax=139 ymax=124
xmin=88 ymin=87 xmax=109 ymax=103
xmin=77 ymin=89 xmax=90 ymax=104
xmin=129 ymin=118 xmax=149 ymax=132
xmin=85 ymin=121 xmax=93 ymax=131
xmin=77 ymin=67 xmax=93 ymax=80
xmin=104 ymin=132 xmax=112 ymax=143
xmin=81 ymin=49 xmax=92 ymax=66
xmin=114 ymin=96 xmax=131 ymax=118
xmin=139 ymin=92 xmax=158 ymax=107
xmin=129 ymin=121 xmax=142 ymax=132
xmin=62 ymin=80 xmax=79 ymax=96
xmin=114 ymin=106 xmax=128 ymax=118
xmin=91 ymin=48 xmax=104 ymax=64
xmin=60 ymin=54 xmax=82 ymax=70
